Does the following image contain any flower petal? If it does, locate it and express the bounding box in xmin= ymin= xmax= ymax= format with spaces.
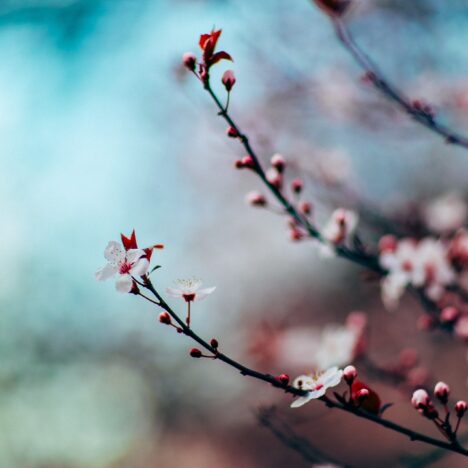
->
xmin=166 ymin=287 xmax=183 ymax=298
xmin=126 ymin=248 xmax=146 ymax=264
xmin=194 ymin=286 xmax=216 ymax=301
xmin=104 ymin=241 xmax=125 ymax=265
xmin=290 ymin=393 xmax=313 ymax=408
xmin=130 ymin=257 xmax=149 ymax=276
xmin=115 ymin=275 xmax=133 ymax=293
xmin=95 ymin=263 xmax=117 ymax=281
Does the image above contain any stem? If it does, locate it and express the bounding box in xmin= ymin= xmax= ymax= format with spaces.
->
xmin=332 ymin=18 xmax=468 ymax=151
xmin=187 ymin=301 xmax=191 ymax=327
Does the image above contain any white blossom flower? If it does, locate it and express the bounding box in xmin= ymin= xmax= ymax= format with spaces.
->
xmin=166 ymin=279 xmax=215 ymax=302
xmin=96 ymin=241 xmax=149 ymax=293
xmin=423 ymin=193 xmax=467 ymax=233
xmin=291 ymin=367 xmax=343 ymax=408
xmin=379 ymin=237 xmax=455 ymax=309
xmin=322 ymin=209 xmax=358 ymax=245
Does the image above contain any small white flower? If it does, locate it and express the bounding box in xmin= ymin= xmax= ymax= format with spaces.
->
xmin=322 ymin=209 xmax=358 ymax=245
xmin=96 ymin=241 xmax=149 ymax=293
xmin=166 ymin=278 xmax=216 ymax=302
xmin=290 ymin=367 xmax=343 ymax=408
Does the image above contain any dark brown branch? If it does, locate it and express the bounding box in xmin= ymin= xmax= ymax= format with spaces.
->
xmin=332 ymin=18 xmax=468 ymax=151
xmin=138 ymin=277 xmax=468 ymax=457
xmin=257 ymin=406 xmax=351 ymax=467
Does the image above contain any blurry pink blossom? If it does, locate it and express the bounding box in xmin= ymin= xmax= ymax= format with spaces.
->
xmin=423 ymin=193 xmax=466 ymax=234
xmin=322 ymin=208 xmax=358 ymax=245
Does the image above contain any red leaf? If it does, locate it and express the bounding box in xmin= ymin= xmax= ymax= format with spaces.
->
xmin=121 ymin=230 xmax=138 ymax=250
xmin=209 ymin=51 xmax=233 ymax=66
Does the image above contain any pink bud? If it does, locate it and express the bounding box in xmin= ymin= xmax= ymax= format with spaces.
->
xmin=245 ymin=191 xmax=267 ymax=207
xmin=299 ymin=201 xmax=312 ymax=216
xmin=291 ymin=178 xmax=303 ymax=194
xmin=270 ymin=153 xmax=286 ymax=172
xmin=412 ymin=389 xmax=430 ymax=409
xmin=190 ymin=348 xmax=202 ymax=358
xmin=226 ymin=126 xmax=239 ymax=138
xmin=182 ymin=52 xmax=197 ymax=71
xmin=241 ymin=155 xmax=255 ymax=168
xmin=440 ymin=306 xmax=459 ymax=323
xmin=278 ymin=373 xmax=290 ymax=385
xmin=455 ymin=400 xmax=467 ymax=418
xmin=356 ymin=388 xmax=369 ymax=403
xmin=343 ymin=365 xmax=357 ymax=385
xmin=266 ymin=167 xmax=283 ymax=189
xmin=159 ymin=312 xmax=171 ymax=325
xmin=434 ymin=381 xmax=450 ymax=403
xmin=222 ymin=70 xmax=236 ymax=91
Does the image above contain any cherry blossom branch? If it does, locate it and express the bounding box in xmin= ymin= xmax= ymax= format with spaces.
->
xmin=203 ymin=80 xmax=383 ymax=274
xmin=136 ymin=276 xmax=468 ymax=457
xmin=332 ymin=17 xmax=468 ymax=151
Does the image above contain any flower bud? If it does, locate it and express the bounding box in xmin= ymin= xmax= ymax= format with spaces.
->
xmin=210 ymin=338 xmax=219 ymax=349
xmin=190 ymin=348 xmax=202 ymax=358
xmin=343 ymin=365 xmax=357 ymax=385
xmin=356 ymin=388 xmax=369 ymax=403
xmin=245 ymin=191 xmax=267 ymax=207
xmin=434 ymin=381 xmax=450 ymax=403
xmin=313 ymin=0 xmax=351 ymax=17
xmin=159 ymin=312 xmax=171 ymax=325
xmin=270 ymin=153 xmax=286 ymax=172
xmin=412 ymin=389 xmax=430 ymax=409
xmin=299 ymin=201 xmax=312 ymax=216
xmin=278 ymin=373 xmax=290 ymax=385
xmin=455 ymin=400 xmax=467 ymax=418
xmin=222 ymin=70 xmax=236 ymax=92
xmin=291 ymin=178 xmax=303 ymax=194
xmin=182 ymin=52 xmax=197 ymax=71
xmin=266 ymin=167 xmax=283 ymax=189
xmin=226 ymin=126 xmax=239 ymax=138
xmin=440 ymin=306 xmax=459 ymax=323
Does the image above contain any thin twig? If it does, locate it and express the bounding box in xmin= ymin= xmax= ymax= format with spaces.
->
xmin=332 ymin=18 xmax=468 ymax=151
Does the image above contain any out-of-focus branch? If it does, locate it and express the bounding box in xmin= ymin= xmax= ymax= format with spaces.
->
xmin=332 ymin=17 xmax=468 ymax=151
xmin=257 ymin=406 xmax=349 ymax=467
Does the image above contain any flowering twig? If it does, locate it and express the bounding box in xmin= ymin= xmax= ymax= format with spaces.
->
xmin=331 ymin=17 xmax=468 ymax=151
xmin=135 ymin=274 xmax=468 ymax=457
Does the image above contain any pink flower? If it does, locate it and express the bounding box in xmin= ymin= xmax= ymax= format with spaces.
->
xmin=322 ymin=208 xmax=358 ymax=245
xmin=96 ymin=241 xmax=149 ymax=293
xmin=166 ymin=279 xmax=215 ymax=303
xmin=291 ymin=367 xmax=343 ymax=408
xmin=380 ymin=238 xmax=455 ymax=309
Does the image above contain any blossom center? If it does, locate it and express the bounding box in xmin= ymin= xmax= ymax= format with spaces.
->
xmin=119 ymin=261 xmax=133 ymax=274
xmin=183 ymin=293 xmax=196 ymax=302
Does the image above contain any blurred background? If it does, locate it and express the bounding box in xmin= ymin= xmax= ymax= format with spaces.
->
xmin=2 ymin=0 xmax=468 ymax=466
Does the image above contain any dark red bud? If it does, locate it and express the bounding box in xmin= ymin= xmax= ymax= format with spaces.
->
xmin=190 ymin=348 xmax=202 ymax=358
